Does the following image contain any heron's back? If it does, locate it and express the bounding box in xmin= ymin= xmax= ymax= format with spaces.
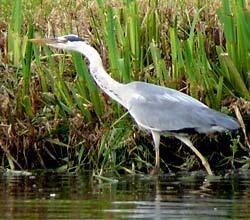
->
xmin=125 ymin=81 xmax=240 ymax=134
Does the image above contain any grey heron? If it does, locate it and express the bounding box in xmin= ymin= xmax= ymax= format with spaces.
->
xmin=31 ymin=35 xmax=240 ymax=175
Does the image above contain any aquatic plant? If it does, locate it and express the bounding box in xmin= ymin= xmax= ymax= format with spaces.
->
xmin=0 ymin=0 xmax=249 ymax=173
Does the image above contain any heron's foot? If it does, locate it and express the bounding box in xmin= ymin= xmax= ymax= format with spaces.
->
xmin=176 ymin=135 xmax=213 ymax=176
xmin=190 ymin=147 xmax=213 ymax=175
xmin=201 ymin=158 xmax=213 ymax=176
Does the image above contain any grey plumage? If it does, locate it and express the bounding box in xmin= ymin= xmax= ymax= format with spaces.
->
xmin=31 ymin=34 xmax=240 ymax=175
xmin=125 ymin=81 xmax=239 ymax=134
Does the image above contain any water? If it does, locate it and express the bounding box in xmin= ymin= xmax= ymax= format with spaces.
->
xmin=0 ymin=171 xmax=250 ymax=219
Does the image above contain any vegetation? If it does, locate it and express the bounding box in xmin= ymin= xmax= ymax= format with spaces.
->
xmin=0 ymin=0 xmax=249 ymax=174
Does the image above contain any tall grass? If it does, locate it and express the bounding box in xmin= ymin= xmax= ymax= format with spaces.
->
xmin=217 ymin=0 xmax=250 ymax=99
xmin=92 ymin=0 xmax=250 ymax=107
xmin=0 ymin=0 xmax=248 ymax=172
xmin=8 ymin=0 xmax=22 ymax=65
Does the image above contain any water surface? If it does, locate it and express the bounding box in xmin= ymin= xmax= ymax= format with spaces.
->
xmin=0 ymin=170 xmax=249 ymax=219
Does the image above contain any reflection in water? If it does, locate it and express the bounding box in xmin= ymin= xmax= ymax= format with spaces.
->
xmin=0 ymin=171 xmax=249 ymax=219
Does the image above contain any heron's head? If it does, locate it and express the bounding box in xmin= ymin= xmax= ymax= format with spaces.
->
xmin=31 ymin=34 xmax=102 ymax=64
xmin=30 ymin=34 xmax=86 ymax=51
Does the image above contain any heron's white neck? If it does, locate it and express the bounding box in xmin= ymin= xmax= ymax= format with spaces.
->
xmin=76 ymin=42 xmax=124 ymax=106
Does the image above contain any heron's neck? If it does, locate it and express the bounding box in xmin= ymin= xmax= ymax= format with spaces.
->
xmin=77 ymin=43 xmax=124 ymax=106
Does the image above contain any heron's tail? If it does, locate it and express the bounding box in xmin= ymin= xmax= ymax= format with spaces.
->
xmin=197 ymin=108 xmax=240 ymax=134
xmin=212 ymin=110 xmax=240 ymax=131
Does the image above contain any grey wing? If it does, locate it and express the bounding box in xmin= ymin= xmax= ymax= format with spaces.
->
xmin=128 ymin=98 xmax=207 ymax=132
xmin=126 ymin=82 xmax=239 ymax=133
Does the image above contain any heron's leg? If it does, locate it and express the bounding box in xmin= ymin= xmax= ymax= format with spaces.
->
xmin=175 ymin=135 xmax=213 ymax=175
xmin=151 ymin=131 xmax=161 ymax=168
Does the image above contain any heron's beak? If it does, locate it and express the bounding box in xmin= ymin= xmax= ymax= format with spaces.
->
xmin=29 ymin=37 xmax=66 ymax=45
xmin=29 ymin=38 xmax=54 ymax=45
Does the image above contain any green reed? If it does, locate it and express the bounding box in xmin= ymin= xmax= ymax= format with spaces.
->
xmin=0 ymin=0 xmax=248 ymax=172
xmin=217 ymin=0 xmax=250 ymax=99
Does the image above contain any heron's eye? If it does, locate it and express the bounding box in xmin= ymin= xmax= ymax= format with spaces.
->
xmin=56 ymin=37 xmax=68 ymax=43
